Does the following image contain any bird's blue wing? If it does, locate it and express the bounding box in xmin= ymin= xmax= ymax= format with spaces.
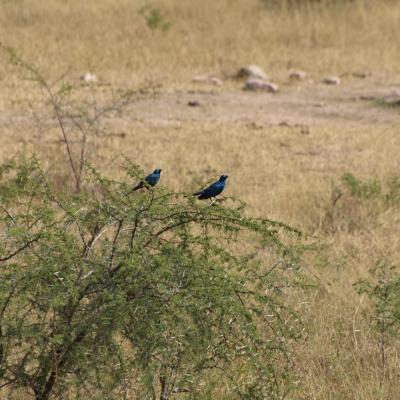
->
xmin=145 ymin=172 xmax=159 ymax=186
xmin=202 ymin=182 xmax=218 ymax=197
xmin=196 ymin=181 xmax=224 ymax=198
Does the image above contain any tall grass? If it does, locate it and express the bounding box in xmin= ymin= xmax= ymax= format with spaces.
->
xmin=1 ymin=0 xmax=400 ymax=85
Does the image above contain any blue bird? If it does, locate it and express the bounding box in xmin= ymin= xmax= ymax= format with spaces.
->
xmin=193 ymin=175 xmax=228 ymax=200
xmin=131 ymin=168 xmax=162 ymax=191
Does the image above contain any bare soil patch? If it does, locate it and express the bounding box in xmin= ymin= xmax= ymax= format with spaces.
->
xmin=119 ymin=76 xmax=400 ymax=128
xmin=0 ymin=74 xmax=399 ymax=138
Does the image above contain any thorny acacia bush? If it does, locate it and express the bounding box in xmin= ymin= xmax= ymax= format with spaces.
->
xmin=0 ymin=157 xmax=305 ymax=400
xmin=1 ymin=42 xmax=157 ymax=193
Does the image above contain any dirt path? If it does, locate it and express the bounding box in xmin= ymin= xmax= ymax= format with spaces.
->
xmin=121 ymin=78 xmax=400 ymax=128
xmin=1 ymin=75 xmax=399 ymax=135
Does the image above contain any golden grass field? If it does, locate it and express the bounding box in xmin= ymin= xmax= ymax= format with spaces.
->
xmin=1 ymin=0 xmax=400 ymax=398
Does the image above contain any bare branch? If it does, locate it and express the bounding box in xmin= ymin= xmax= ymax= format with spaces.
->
xmin=0 ymin=234 xmax=42 ymax=262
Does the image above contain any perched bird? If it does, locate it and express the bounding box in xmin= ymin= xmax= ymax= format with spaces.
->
xmin=131 ymin=168 xmax=162 ymax=192
xmin=193 ymin=175 xmax=228 ymax=200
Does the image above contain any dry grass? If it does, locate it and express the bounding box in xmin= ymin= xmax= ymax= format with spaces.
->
xmin=1 ymin=0 xmax=400 ymax=398
xmin=1 ymin=0 xmax=400 ymax=84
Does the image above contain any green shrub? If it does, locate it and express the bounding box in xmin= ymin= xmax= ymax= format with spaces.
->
xmin=0 ymin=157 xmax=305 ymax=400
xmin=341 ymin=173 xmax=381 ymax=199
xmin=341 ymin=172 xmax=400 ymax=205
xmin=139 ymin=6 xmax=171 ymax=32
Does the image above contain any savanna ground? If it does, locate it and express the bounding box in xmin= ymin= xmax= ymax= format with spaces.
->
xmin=1 ymin=0 xmax=400 ymax=398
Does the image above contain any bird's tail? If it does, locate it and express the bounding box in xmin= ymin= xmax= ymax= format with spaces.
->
xmin=193 ymin=191 xmax=201 ymax=196
xmin=130 ymin=182 xmax=144 ymax=192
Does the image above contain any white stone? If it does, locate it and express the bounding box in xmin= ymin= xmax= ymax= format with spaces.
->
xmin=237 ymin=64 xmax=268 ymax=80
xmin=209 ymin=76 xmax=223 ymax=86
xmin=192 ymin=75 xmax=223 ymax=85
xmin=81 ymin=72 xmax=97 ymax=83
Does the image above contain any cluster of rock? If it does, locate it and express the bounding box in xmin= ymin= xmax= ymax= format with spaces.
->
xmin=189 ymin=64 xmax=344 ymax=93
xmin=238 ymin=64 xmax=279 ymax=93
xmin=80 ymin=65 xmax=380 ymax=97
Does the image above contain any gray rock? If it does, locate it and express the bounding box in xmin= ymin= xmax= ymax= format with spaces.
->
xmin=322 ymin=76 xmax=340 ymax=85
xmin=353 ymin=71 xmax=370 ymax=78
xmin=244 ymin=78 xmax=279 ymax=93
xmin=289 ymin=70 xmax=308 ymax=81
xmin=382 ymin=90 xmax=400 ymax=106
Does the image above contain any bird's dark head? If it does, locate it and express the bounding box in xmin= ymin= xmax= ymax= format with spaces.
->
xmin=219 ymin=175 xmax=228 ymax=182
xmin=154 ymin=168 xmax=162 ymax=174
